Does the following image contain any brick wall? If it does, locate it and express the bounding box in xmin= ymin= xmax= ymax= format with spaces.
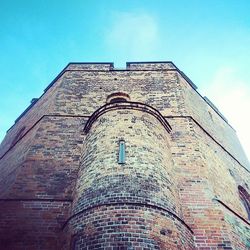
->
xmin=0 ymin=62 xmax=249 ymax=249
xmin=169 ymin=116 xmax=250 ymax=249
xmin=179 ymin=73 xmax=249 ymax=169
xmin=65 ymin=204 xmax=194 ymax=250
xmin=65 ymin=106 xmax=195 ymax=248
xmin=0 ymin=200 xmax=71 ymax=249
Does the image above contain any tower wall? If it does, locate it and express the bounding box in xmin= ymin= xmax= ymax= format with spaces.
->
xmin=65 ymin=105 xmax=194 ymax=249
xmin=0 ymin=62 xmax=249 ymax=249
xmin=179 ymin=75 xmax=249 ymax=168
xmin=168 ymin=116 xmax=250 ymax=249
xmin=0 ymin=116 xmax=85 ymax=249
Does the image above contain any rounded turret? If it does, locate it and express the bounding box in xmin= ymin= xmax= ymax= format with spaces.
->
xmin=64 ymin=100 xmax=193 ymax=249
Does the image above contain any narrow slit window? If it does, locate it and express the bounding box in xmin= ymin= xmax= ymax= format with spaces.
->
xmin=118 ymin=140 xmax=126 ymax=164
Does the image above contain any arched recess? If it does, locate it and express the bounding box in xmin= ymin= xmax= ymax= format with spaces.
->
xmin=106 ymin=92 xmax=130 ymax=103
xmin=238 ymin=185 xmax=250 ymax=220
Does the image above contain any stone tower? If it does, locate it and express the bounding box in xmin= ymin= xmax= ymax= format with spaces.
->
xmin=0 ymin=62 xmax=249 ymax=249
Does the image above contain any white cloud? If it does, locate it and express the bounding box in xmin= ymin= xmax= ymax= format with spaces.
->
xmin=204 ymin=66 xmax=250 ymax=162
xmin=104 ymin=12 xmax=250 ymax=163
xmin=105 ymin=11 xmax=160 ymax=62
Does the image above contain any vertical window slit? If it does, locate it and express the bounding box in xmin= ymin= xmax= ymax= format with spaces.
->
xmin=118 ymin=140 xmax=125 ymax=164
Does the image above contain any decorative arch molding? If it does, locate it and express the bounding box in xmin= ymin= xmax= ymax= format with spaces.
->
xmin=83 ymin=101 xmax=172 ymax=134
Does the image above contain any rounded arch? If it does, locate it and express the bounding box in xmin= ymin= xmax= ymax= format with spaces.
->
xmin=106 ymin=92 xmax=130 ymax=103
xmin=83 ymin=101 xmax=172 ymax=134
xmin=238 ymin=185 xmax=250 ymax=220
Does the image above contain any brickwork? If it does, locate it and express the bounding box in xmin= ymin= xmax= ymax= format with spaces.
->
xmin=0 ymin=116 xmax=84 ymax=200
xmin=169 ymin=116 xmax=250 ymax=249
xmin=66 ymin=63 xmax=113 ymax=71
xmin=0 ymin=200 xmax=71 ymax=249
xmin=73 ymin=108 xmax=179 ymax=214
xmin=0 ymin=124 xmax=39 ymax=197
xmin=179 ymin=74 xmax=250 ymax=168
xmin=53 ymin=70 xmax=183 ymax=116
xmin=67 ymin=106 xmax=192 ymax=248
xmin=64 ymin=204 xmax=194 ymax=250
xmin=0 ymin=61 xmax=249 ymax=249
xmin=126 ymin=62 xmax=176 ymax=70
xmin=224 ymin=210 xmax=250 ymax=249
xmin=0 ymin=74 xmax=64 ymax=158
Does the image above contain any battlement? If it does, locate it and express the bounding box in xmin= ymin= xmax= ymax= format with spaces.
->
xmin=126 ymin=61 xmax=177 ymax=70
xmin=65 ymin=62 xmax=114 ymax=71
xmin=64 ymin=61 xmax=177 ymax=71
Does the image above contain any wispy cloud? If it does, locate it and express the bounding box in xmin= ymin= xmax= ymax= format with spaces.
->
xmin=104 ymin=11 xmax=161 ymax=63
xmin=204 ymin=66 xmax=250 ymax=161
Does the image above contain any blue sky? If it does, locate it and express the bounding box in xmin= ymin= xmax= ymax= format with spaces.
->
xmin=1 ymin=0 xmax=250 ymax=161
